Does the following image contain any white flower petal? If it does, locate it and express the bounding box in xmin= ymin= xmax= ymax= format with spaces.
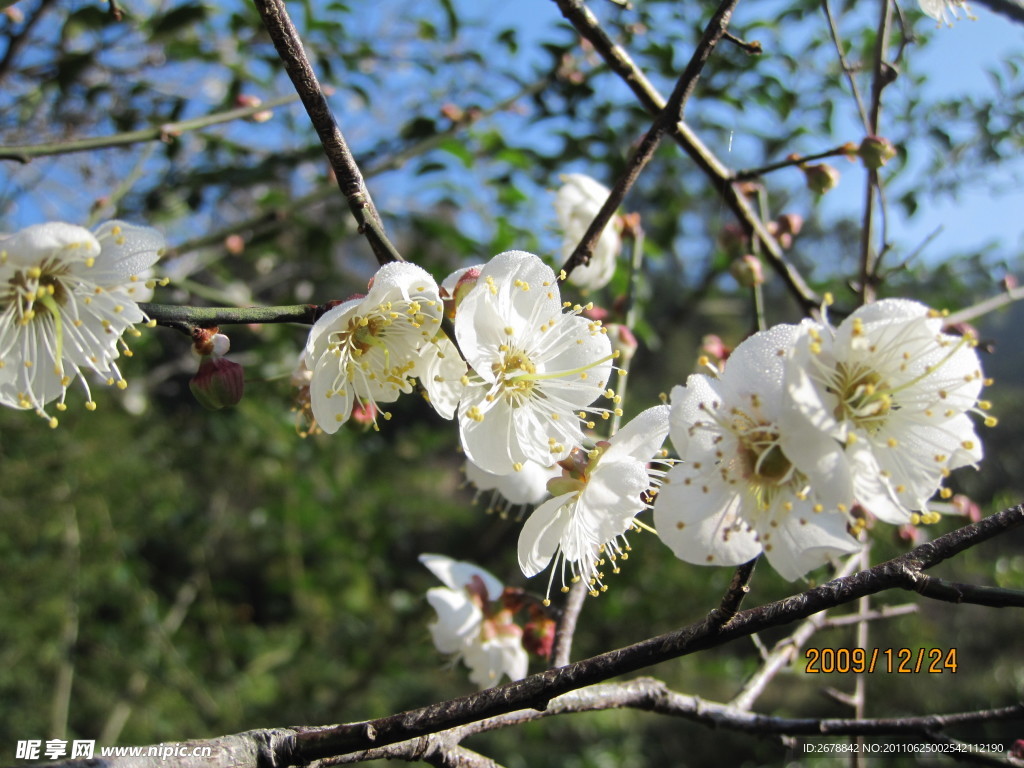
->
xmin=518 ymin=493 xmax=575 ymax=578
xmin=419 ymin=553 xmax=505 ymax=600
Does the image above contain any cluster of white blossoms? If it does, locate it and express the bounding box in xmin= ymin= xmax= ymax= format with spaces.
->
xmin=419 ymin=554 xmax=528 ymax=688
xmin=654 ymin=299 xmax=991 ymax=580
xmin=0 ymin=221 xmax=166 ymax=426
xmin=306 ymin=250 xmax=669 ymax=600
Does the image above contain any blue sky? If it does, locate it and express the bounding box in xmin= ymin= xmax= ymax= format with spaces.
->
xmin=820 ymin=6 xmax=1023 ymax=262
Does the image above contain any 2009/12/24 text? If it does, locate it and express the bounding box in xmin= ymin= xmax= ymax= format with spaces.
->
xmin=804 ymin=647 xmax=958 ymax=674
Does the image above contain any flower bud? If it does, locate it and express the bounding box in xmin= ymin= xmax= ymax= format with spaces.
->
xmin=729 ymin=254 xmax=765 ymax=287
xmin=605 ymin=323 xmax=638 ymax=365
xmin=190 ymin=356 xmax=244 ymax=410
xmin=719 ymin=222 xmax=749 ymax=257
xmin=803 ymin=163 xmax=840 ymax=195
xmin=236 ymin=94 xmax=273 ymax=123
xmin=776 ymin=213 xmax=803 ymax=237
xmin=857 ymin=135 xmax=897 ymax=170
xmin=345 ymin=400 xmax=378 ymax=433
xmin=441 ymin=267 xmax=481 ymax=319
xmin=522 ymin=613 xmax=557 ymax=658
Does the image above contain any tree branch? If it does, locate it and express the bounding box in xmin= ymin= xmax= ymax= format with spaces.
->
xmin=43 ymin=505 xmax=1024 ymax=768
xmin=560 ymin=0 xmax=739 ymax=279
xmin=553 ymin=0 xmax=820 ymax=311
xmin=0 ymin=0 xmax=58 ymax=85
xmin=0 ymin=95 xmax=301 ymax=162
xmin=290 ymin=503 xmax=1024 ymax=761
xmin=138 ymin=302 xmax=334 ymax=334
xmin=252 ymin=0 xmax=403 ymax=266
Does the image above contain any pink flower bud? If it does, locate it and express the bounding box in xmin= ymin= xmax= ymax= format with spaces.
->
xmin=442 ymin=267 xmax=481 ymax=319
xmin=857 ymin=135 xmax=897 ymax=170
xmin=190 ymin=356 xmax=244 ymax=410
xmin=776 ymin=213 xmax=803 ymax=237
xmin=803 ymin=163 xmax=840 ymax=195
xmin=701 ymin=334 xmax=732 ymax=364
xmin=224 ymin=234 xmax=245 ymax=255
xmin=236 ymin=94 xmax=273 ymax=123
xmin=346 ymin=400 xmax=379 ymax=433
xmin=522 ymin=615 xmax=557 ymax=658
xmin=729 ymin=254 xmax=765 ymax=287
xmin=605 ymin=323 xmax=638 ymax=364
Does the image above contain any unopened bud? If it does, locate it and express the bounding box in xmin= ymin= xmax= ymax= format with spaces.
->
xmin=224 ymin=234 xmax=245 ymax=255
xmin=776 ymin=213 xmax=803 ymax=237
xmin=236 ymin=94 xmax=273 ymax=123
xmin=190 ymin=356 xmax=244 ymax=410
xmin=729 ymin=254 xmax=765 ymax=287
xmin=346 ymin=400 xmax=379 ymax=433
xmin=803 ymin=163 xmax=840 ymax=195
xmin=857 ymin=135 xmax=897 ymax=169
xmin=605 ymin=323 xmax=638 ymax=365
xmin=522 ymin=615 xmax=557 ymax=658
xmin=719 ymin=222 xmax=749 ymax=256
xmin=442 ymin=267 xmax=482 ymax=319
xmin=701 ymin=334 xmax=732 ymax=365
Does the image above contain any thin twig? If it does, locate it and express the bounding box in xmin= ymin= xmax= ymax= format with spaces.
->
xmin=816 ymin=602 xmax=917 ymax=628
xmin=561 ymin=0 xmax=740 ymax=279
xmin=729 ymin=553 xmax=862 ymax=712
xmin=943 ymin=284 xmax=1024 ymax=326
xmin=709 ymin=556 xmax=759 ymax=628
xmin=858 ymin=0 xmax=894 ymax=304
xmin=50 ymin=506 xmax=80 ymax=740
xmin=732 ymin=143 xmax=853 ymax=182
xmin=913 ymin=576 xmax=1024 ymax=607
xmin=252 ymin=0 xmax=403 ymax=266
xmin=0 ymin=95 xmax=301 ymax=162
xmin=48 ymin=676 xmax=1024 ymax=768
xmin=551 ymin=580 xmax=588 ymax=668
xmin=0 ymin=0 xmax=58 ymax=84
xmin=820 ymin=0 xmax=870 ymax=131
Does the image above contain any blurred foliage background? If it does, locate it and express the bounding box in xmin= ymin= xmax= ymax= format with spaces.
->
xmin=1 ymin=0 xmax=1023 ymax=765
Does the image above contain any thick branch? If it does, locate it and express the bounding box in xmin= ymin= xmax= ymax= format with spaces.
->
xmin=43 ymin=504 xmax=1024 ymax=768
xmin=252 ymin=0 xmax=402 ymax=266
xmin=51 ymin=679 xmax=1024 ymax=768
xmin=293 ymin=504 xmax=1024 ymax=761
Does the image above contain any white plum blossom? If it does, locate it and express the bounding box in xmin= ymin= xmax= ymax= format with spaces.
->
xmin=919 ymin=0 xmax=974 ymax=24
xmin=0 ymin=220 xmax=166 ymax=425
xmin=465 ymin=458 xmax=560 ymax=517
xmin=519 ymin=405 xmax=669 ymax=600
xmin=419 ymin=553 xmax=528 ymax=688
xmin=785 ymin=299 xmax=990 ymax=525
xmin=304 ymin=262 xmax=457 ymax=432
xmin=654 ymin=325 xmax=861 ymax=581
xmin=554 ymin=173 xmax=621 ymax=291
xmin=455 ymin=250 xmax=616 ymax=474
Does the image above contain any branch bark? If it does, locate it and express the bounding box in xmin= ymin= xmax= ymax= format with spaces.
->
xmin=252 ymin=0 xmax=403 ymax=266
